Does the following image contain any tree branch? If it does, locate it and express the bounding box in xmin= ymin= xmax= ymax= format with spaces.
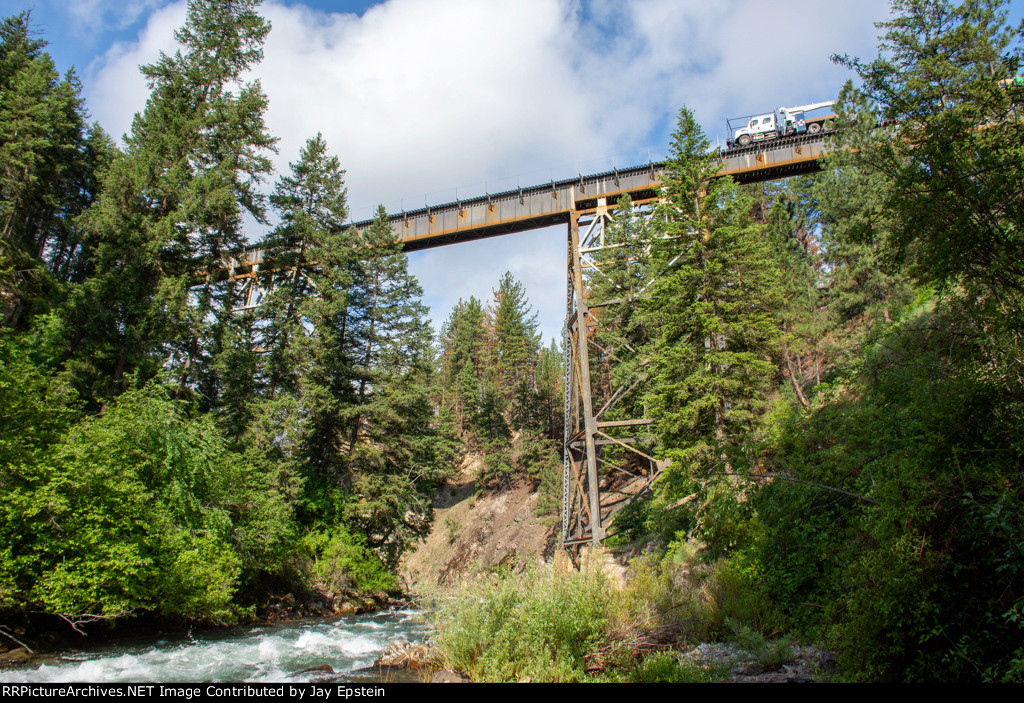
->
xmin=0 ymin=627 xmax=33 ymax=653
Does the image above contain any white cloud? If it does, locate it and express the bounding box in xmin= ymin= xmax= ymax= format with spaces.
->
xmin=257 ymin=0 xmax=602 ymax=218
xmin=86 ymin=1 xmax=187 ymax=142
xmin=83 ymin=0 xmax=891 ymax=341
xmin=57 ymin=0 xmax=169 ymax=34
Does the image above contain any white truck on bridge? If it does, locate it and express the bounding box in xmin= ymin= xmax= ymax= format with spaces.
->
xmin=726 ymin=101 xmax=836 ymax=149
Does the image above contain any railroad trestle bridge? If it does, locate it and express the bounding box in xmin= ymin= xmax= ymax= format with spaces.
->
xmin=219 ymin=132 xmax=831 ymax=551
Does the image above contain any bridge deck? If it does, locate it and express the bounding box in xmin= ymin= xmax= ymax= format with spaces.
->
xmin=225 ymin=132 xmax=829 ymax=272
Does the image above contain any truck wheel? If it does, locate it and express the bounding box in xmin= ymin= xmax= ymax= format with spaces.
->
xmin=808 ymin=122 xmax=822 ymax=135
xmin=738 ymin=134 xmax=752 ymax=146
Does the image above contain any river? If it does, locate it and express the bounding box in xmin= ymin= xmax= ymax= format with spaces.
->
xmin=0 ymin=609 xmax=429 ymax=683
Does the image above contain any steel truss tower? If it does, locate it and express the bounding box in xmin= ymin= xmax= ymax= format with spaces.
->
xmin=561 ymin=197 xmax=668 ymax=551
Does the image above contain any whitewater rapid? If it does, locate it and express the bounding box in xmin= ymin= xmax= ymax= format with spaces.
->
xmin=0 ymin=609 xmax=429 ymax=683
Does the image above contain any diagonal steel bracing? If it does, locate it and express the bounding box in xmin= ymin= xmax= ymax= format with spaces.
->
xmin=561 ymin=198 xmax=668 ymax=551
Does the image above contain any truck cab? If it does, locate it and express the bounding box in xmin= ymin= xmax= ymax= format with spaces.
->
xmin=732 ymin=112 xmax=779 ymax=147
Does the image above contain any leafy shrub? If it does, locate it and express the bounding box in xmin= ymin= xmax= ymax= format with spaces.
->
xmin=301 ymin=527 xmax=397 ymax=594
xmin=3 ymin=384 xmax=296 ymax=624
xmin=753 ymin=307 xmax=1024 ymax=681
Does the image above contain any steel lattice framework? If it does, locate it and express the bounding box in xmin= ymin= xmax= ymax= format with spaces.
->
xmin=561 ymin=198 xmax=670 ymax=549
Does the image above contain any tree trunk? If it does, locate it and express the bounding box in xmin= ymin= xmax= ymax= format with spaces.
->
xmin=785 ymin=352 xmax=811 ymax=410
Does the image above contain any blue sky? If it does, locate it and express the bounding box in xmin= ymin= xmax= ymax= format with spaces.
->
xmin=9 ymin=0 xmax=1020 ymax=342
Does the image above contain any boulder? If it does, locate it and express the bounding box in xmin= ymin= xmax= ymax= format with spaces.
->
xmin=430 ymin=670 xmax=469 ymax=683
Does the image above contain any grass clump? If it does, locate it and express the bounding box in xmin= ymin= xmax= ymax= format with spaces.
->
xmin=729 ymin=623 xmax=794 ymax=673
xmin=702 ymin=557 xmax=783 ymax=639
xmin=429 ymin=565 xmax=611 ymax=682
xmin=427 ymin=543 xmax=800 ymax=682
xmin=624 ymin=652 xmax=729 ymax=683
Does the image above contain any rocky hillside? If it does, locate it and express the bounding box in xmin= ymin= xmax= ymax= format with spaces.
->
xmin=400 ymin=455 xmax=559 ymax=591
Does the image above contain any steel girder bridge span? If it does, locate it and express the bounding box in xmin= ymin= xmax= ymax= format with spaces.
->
xmin=219 ymin=132 xmax=831 ymax=550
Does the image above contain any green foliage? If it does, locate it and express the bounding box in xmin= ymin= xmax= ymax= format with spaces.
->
xmin=444 ymin=517 xmax=460 ymax=545
xmin=728 ymin=624 xmax=793 ymax=673
xmin=0 ymin=0 xmax=456 ymax=630
xmin=707 ymin=0 xmax=1024 ymax=682
xmin=597 ymin=4 xmax=1024 ymax=684
xmin=0 ymin=327 xmax=82 ymax=609
xmin=0 ymin=326 xmax=81 ymax=466
xmin=638 ymin=107 xmax=782 ymax=551
xmin=257 ymin=137 xmax=455 ymax=572
xmin=681 ymin=553 xmax=782 ymax=641
xmin=8 ymin=0 xmax=1024 ymax=680
xmin=301 ymin=527 xmax=397 ymax=594
xmin=438 ymin=273 xmax=563 ymax=495
xmin=2 ymin=384 xmax=294 ymax=623
xmin=532 ymin=338 xmax=565 ymax=440
xmin=751 ymin=303 xmax=1024 ymax=681
xmin=478 ymin=429 xmax=560 ymax=492
xmin=835 ymin=0 xmax=1023 ymax=286
xmin=259 ymin=132 xmax=350 ymax=400
xmin=0 ymin=13 xmax=111 ymax=327
xmin=605 ymin=493 xmax=656 ymax=546
xmin=438 ymin=296 xmax=488 ymax=434
xmin=490 ymin=271 xmax=540 ymax=409
xmin=624 ymin=652 xmax=728 ymax=683
xmin=833 ymin=0 xmax=1024 ymax=387
xmin=57 ymin=0 xmax=275 ymax=402
xmin=534 ymin=435 xmax=564 ymax=518
xmin=335 ymin=207 xmax=455 ymax=566
xmin=430 ymin=565 xmax=612 ymax=682
xmin=426 ymin=545 xmax=793 ymax=683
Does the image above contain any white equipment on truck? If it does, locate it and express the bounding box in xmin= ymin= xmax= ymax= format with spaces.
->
xmin=726 ymin=101 xmax=836 ymax=149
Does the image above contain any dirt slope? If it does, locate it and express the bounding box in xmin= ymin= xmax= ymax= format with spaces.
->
xmin=400 ymin=454 xmax=559 ymax=591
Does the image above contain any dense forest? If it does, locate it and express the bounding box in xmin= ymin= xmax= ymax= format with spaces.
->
xmin=0 ymin=0 xmax=562 ymax=633
xmin=2 ymin=0 xmax=1023 ymax=684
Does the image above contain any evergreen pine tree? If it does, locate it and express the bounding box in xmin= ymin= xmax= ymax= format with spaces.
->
xmin=439 ymin=296 xmax=488 ymax=434
xmin=57 ymin=0 xmax=276 ymax=402
xmin=340 ymin=206 xmax=453 ymax=566
xmin=534 ymin=337 xmax=564 ymax=441
xmin=260 ymin=133 xmax=349 ymax=397
xmin=763 ymin=177 xmax=829 ymax=406
xmin=833 ymin=0 xmax=1024 ymax=386
xmin=489 ymin=271 xmax=540 ymax=413
xmin=293 ymin=216 xmax=359 ymax=493
xmin=0 ymin=12 xmax=111 ymax=327
xmin=642 ymin=107 xmax=782 ymax=524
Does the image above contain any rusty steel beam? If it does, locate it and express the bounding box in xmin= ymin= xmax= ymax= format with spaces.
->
xmin=223 ymin=132 xmax=833 ymax=272
xmin=570 ymin=212 xmax=603 ymax=544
